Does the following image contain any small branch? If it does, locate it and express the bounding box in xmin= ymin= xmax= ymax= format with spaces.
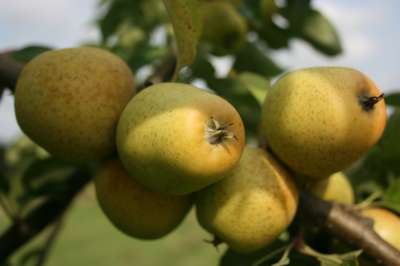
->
xmin=36 ymin=215 xmax=65 ymax=266
xmin=299 ymin=192 xmax=400 ymax=266
xmin=0 ymin=169 xmax=91 ymax=262
xmin=0 ymin=51 xmax=23 ymax=93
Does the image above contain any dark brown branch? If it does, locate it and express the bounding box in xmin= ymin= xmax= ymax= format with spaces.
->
xmin=0 ymin=51 xmax=23 ymax=93
xmin=300 ymin=192 xmax=400 ymax=266
xmin=0 ymin=169 xmax=90 ymax=262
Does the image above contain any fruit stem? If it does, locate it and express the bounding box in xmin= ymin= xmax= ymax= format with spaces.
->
xmin=205 ymin=117 xmax=236 ymax=145
xmin=359 ymin=93 xmax=384 ymax=111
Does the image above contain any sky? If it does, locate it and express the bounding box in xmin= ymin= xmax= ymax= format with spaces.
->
xmin=0 ymin=0 xmax=399 ymax=143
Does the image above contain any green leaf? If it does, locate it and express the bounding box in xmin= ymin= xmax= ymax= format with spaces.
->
xmin=18 ymin=157 xmax=76 ymax=205
xmin=297 ymin=9 xmax=342 ymax=56
xmin=234 ymin=42 xmax=283 ymax=78
xmin=258 ymin=22 xmax=291 ymax=49
xmin=237 ymin=72 xmax=271 ymax=105
xmin=122 ymin=41 xmax=167 ymax=71
xmin=220 ymin=240 xmax=288 ymax=266
xmin=381 ymin=177 xmax=400 ymax=213
xmin=163 ymin=0 xmax=203 ymax=80
xmin=385 ymin=93 xmax=400 ymax=107
xmin=190 ymin=51 xmax=216 ymax=79
xmin=0 ymin=145 xmax=9 ymax=193
xmin=12 ymin=46 xmax=51 ymax=63
xmin=207 ymin=77 xmax=261 ymax=139
xmin=300 ymin=243 xmax=361 ymax=266
xmin=378 ymin=110 xmax=400 ymax=172
xmin=98 ymin=0 xmax=166 ymax=41
xmin=220 ymin=244 xmax=317 ymax=266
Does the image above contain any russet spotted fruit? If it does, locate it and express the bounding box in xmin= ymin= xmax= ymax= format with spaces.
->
xmin=95 ymin=160 xmax=191 ymax=239
xmin=196 ymin=146 xmax=298 ymax=253
xmin=116 ymin=82 xmax=245 ymax=195
xmin=261 ymin=67 xmax=387 ymax=179
xmin=15 ymin=47 xmax=135 ymax=162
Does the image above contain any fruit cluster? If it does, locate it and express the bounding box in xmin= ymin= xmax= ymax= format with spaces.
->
xmin=14 ymin=47 xmax=398 ymax=254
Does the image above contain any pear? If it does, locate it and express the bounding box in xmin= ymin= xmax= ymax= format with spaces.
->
xmin=201 ymin=1 xmax=247 ymax=55
xmin=116 ymin=82 xmax=245 ymax=195
xmin=309 ymin=172 xmax=354 ymax=204
xmin=15 ymin=47 xmax=135 ymax=162
xmin=361 ymin=207 xmax=400 ymax=250
xmin=260 ymin=67 xmax=387 ymax=179
xmin=94 ymin=160 xmax=192 ymax=239
xmin=195 ymin=146 xmax=298 ymax=253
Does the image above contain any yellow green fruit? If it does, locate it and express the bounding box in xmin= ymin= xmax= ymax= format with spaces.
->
xmin=94 ymin=160 xmax=191 ymax=239
xmin=361 ymin=207 xmax=400 ymax=250
xmin=195 ymin=146 xmax=298 ymax=253
xmin=201 ymin=1 xmax=247 ymax=55
xmin=309 ymin=172 xmax=354 ymax=204
xmin=15 ymin=47 xmax=135 ymax=163
xmin=116 ymin=82 xmax=245 ymax=195
xmin=261 ymin=67 xmax=387 ymax=179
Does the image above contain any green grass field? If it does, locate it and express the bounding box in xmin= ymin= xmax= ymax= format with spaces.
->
xmin=2 ymin=184 xmax=221 ymax=266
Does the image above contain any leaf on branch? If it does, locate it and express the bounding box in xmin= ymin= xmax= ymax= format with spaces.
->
xmin=12 ymin=46 xmax=52 ymax=63
xmin=208 ymin=77 xmax=261 ymax=138
xmin=18 ymin=157 xmax=77 ymax=205
xmin=237 ymin=72 xmax=271 ymax=105
xmin=98 ymin=0 xmax=166 ymax=41
xmin=295 ymin=9 xmax=342 ymax=56
xmin=385 ymin=92 xmax=400 ymax=107
xmin=233 ymin=42 xmax=283 ymax=78
xmin=162 ymin=0 xmax=203 ymax=80
xmin=300 ymin=242 xmax=362 ymax=266
xmin=0 ymin=145 xmax=10 ymax=194
xmin=378 ymin=110 xmax=400 ymax=173
xmin=381 ymin=176 xmax=400 ymax=213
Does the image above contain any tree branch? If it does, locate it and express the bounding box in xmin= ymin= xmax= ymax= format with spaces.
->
xmin=36 ymin=215 xmax=65 ymax=266
xmin=0 ymin=169 xmax=91 ymax=262
xmin=299 ymin=192 xmax=400 ymax=266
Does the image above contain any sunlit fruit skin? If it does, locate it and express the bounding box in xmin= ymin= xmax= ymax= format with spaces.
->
xmin=309 ymin=172 xmax=354 ymax=204
xmin=201 ymin=1 xmax=247 ymax=55
xmin=361 ymin=208 xmax=400 ymax=250
xmin=195 ymin=146 xmax=298 ymax=253
xmin=116 ymin=82 xmax=245 ymax=195
xmin=94 ymin=160 xmax=192 ymax=239
xmin=15 ymin=47 xmax=135 ymax=163
xmin=261 ymin=67 xmax=387 ymax=179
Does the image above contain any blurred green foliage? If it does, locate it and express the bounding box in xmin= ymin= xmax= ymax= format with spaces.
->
xmin=1 ymin=0 xmax=399 ymax=266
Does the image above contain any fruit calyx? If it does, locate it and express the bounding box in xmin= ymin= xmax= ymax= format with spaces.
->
xmin=205 ymin=117 xmax=237 ymax=145
xmin=359 ymin=93 xmax=384 ymax=112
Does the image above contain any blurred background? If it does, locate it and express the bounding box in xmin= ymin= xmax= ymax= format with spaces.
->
xmin=0 ymin=0 xmax=399 ymax=265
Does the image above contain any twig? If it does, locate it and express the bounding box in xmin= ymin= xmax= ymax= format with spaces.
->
xmin=0 ymin=169 xmax=90 ymax=262
xmin=36 ymin=215 xmax=65 ymax=266
xmin=299 ymin=192 xmax=400 ymax=266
